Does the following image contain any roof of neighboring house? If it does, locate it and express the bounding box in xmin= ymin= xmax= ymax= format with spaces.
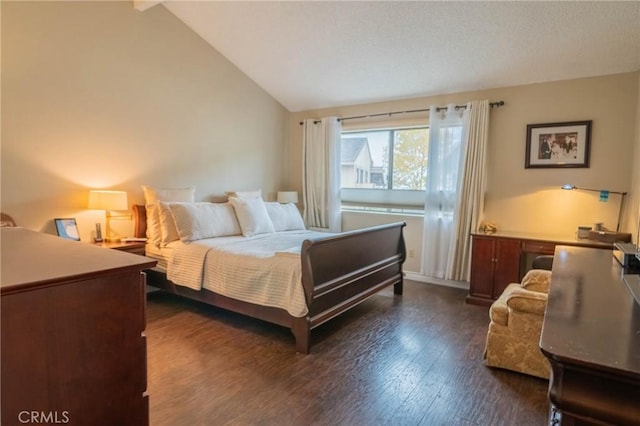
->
xmin=341 ymin=137 xmax=369 ymax=163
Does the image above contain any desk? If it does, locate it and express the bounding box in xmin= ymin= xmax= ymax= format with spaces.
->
xmin=540 ymin=246 xmax=640 ymax=425
xmin=467 ymin=231 xmax=611 ymax=306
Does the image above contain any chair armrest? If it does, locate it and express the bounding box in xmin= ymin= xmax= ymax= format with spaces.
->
xmin=505 ymin=287 xmax=548 ymax=316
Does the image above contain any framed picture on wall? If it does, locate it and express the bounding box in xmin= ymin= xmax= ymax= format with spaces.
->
xmin=54 ymin=218 xmax=81 ymax=241
xmin=525 ymin=120 xmax=592 ymax=168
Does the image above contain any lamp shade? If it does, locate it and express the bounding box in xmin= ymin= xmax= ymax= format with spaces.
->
xmin=277 ymin=191 xmax=299 ymax=204
xmin=88 ymin=190 xmax=128 ymax=211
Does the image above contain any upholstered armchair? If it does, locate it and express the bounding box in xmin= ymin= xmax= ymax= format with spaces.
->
xmin=483 ymin=269 xmax=552 ymax=379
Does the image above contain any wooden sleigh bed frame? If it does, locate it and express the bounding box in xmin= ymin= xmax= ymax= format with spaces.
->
xmin=133 ymin=205 xmax=406 ymax=354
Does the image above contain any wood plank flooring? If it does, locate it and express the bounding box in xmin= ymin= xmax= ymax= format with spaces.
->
xmin=146 ymin=280 xmax=549 ymax=425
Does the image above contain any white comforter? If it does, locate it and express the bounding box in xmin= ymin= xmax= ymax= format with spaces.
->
xmin=166 ymin=230 xmax=328 ymax=317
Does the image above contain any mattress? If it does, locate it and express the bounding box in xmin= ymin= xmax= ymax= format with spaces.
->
xmin=162 ymin=230 xmax=329 ymax=317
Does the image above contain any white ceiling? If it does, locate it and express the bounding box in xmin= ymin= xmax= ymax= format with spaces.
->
xmin=159 ymin=1 xmax=640 ymax=112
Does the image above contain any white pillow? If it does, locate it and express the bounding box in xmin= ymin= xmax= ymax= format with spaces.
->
xmin=229 ymin=196 xmax=275 ymax=237
xmin=143 ymin=185 xmax=196 ymax=204
xmin=227 ymin=189 xmax=262 ymax=199
xmin=265 ymin=202 xmax=306 ymax=232
xmin=142 ymin=185 xmax=195 ymax=246
xmin=167 ymin=202 xmax=241 ymax=242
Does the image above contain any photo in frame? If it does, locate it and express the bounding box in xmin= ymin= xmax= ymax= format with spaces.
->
xmin=525 ymin=120 xmax=592 ymax=168
xmin=54 ymin=218 xmax=81 ymax=241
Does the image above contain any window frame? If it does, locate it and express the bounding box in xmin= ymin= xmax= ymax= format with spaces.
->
xmin=340 ymin=124 xmax=429 ymax=209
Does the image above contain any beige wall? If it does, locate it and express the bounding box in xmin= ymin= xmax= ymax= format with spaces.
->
xmin=625 ymin=72 xmax=640 ymax=244
xmin=290 ymin=72 xmax=639 ymax=273
xmin=2 ymin=1 xmax=638 ymax=268
xmin=1 ymin=1 xmax=288 ymax=241
xmin=484 ymin=74 xmax=637 ymax=236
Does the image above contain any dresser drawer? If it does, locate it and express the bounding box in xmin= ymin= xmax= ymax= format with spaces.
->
xmin=521 ymin=241 xmax=555 ymax=255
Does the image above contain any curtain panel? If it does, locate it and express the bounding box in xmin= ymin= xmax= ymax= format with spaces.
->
xmin=302 ymin=117 xmax=342 ymax=232
xmin=446 ymin=100 xmax=490 ymax=281
xmin=421 ymin=104 xmax=466 ymax=279
xmin=421 ymin=101 xmax=490 ymax=281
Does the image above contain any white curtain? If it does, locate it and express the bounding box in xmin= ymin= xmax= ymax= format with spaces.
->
xmin=302 ymin=117 xmax=342 ymax=232
xmin=422 ymin=104 xmax=466 ymax=279
xmin=446 ymin=100 xmax=490 ymax=281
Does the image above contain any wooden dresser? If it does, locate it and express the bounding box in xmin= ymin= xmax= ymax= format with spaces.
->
xmin=1 ymin=228 xmax=156 ymax=426
xmin=540 ymin=246 xmax=640 ymax=425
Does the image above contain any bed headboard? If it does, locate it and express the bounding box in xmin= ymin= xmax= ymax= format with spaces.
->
xmin=132 ymin=205 xmax=147 ymax=239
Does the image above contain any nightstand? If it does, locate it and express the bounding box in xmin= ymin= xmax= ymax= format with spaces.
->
xmin=93 ymin=241 xmax=146 ymax=256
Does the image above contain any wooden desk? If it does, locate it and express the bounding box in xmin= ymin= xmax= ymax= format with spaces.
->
xmin=540 ymin=246 xmax=640 ymax=425
xmin=467 ymin=231 xmax=611 ymax=306
xmin=1 ymin=228 xmax=156 ymax=426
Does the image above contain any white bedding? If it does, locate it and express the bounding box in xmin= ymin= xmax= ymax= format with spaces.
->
xmin=145 ymin=243 xmax=177 ymax=270
xmin=164 ymin=230 xmax=329 ymax=317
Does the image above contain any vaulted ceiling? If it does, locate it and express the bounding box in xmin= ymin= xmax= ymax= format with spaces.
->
xmin=142 ymin=1 xmax=640 ymax=112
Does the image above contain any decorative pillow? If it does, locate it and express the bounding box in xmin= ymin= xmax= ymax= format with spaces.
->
xmin=167 ymin=202 xmax=241 ymax=242
xmin=158 ymin=202 xmax=182 ymax=245
xmin=265 ymin=202 xmax=306 ymax=232
xmin=142 ymin=185 xmax=195 ymax=246
xmin=144 ymin=204 xmax=161 ymax=246
xmin=229 ymin=196 xmax=275 ymax=237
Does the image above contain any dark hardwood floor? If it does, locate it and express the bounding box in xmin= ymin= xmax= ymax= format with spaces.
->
xmin=146 ymin=280 xmax=549 ymax=425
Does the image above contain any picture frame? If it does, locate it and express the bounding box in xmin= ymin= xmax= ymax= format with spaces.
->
xmin=54 ymin=218 xmax=81 ymax=241
xmin=525 ymin=120 xmax=592 ymax=168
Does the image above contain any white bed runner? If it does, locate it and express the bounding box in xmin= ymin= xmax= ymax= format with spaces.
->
xmin=167 ymin=230 xmax=328 ymax=317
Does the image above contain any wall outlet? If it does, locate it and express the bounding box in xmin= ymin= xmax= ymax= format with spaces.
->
xmin=408 ymin=249 xmax=415 ymax=258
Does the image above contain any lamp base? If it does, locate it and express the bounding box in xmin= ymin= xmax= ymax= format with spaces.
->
xmin=588 ymin=230 xmax=631 ymax=243
xmin=105 ymin=236 xmax=121 ymax=243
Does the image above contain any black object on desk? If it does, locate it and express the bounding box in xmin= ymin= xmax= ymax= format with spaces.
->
xmin=613 ymin=242 xmax=640 ymax=274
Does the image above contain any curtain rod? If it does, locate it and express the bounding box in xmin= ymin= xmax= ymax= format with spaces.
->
xmin=299 ymin=100 xmax=504 ymax=125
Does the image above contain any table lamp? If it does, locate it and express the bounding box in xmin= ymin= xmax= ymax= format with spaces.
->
xmin=88 ymin=190 xmax=129 ymax=242
xmin=561 ymin=184 xmax=627 ymax=232
xmin=277 ymin=191 xmax=299 ymax=204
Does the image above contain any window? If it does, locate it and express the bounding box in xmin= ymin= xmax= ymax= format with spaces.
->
xmin=341 ymin=127 xmax=429 ymax=209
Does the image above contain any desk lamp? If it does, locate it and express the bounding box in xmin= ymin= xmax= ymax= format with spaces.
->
xmin=561 ymin=184 xmax=627 ymax=232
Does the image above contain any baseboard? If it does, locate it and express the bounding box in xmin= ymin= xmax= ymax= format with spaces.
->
xmin=404 ymin=271 xmax=470 ymax=290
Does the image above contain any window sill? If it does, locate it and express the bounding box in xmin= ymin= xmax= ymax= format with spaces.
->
xmin=341 ymin=206 xmax=424 ymax=217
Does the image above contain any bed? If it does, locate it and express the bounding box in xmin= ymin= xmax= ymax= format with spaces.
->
xmin=133 ymin=201 xmax=406 ymax=354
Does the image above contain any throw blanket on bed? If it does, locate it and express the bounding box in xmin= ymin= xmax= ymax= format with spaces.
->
xmin=167 ymin=230 xmax=328 ymax=317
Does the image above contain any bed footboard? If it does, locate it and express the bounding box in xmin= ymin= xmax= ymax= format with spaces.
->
xmin=296 ymin=222 xmax=406 ymax=353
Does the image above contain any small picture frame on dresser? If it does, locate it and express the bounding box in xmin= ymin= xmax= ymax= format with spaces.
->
xmin=54 ymin=218 xmax=81 ymax=241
